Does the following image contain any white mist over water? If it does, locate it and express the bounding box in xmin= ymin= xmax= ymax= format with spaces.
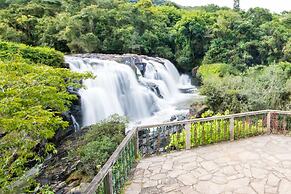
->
xmin=66 ymin=56 xmax=197 ymax=127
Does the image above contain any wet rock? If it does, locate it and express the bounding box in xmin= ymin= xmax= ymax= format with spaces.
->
xmin=37 ymin=128 xmax=89 ymax=193
xmin=189 ymin=103 xmax=209 ymax=118
xmin=54 ymin=182 xmax=67 ymax=192
xmin=63 ymin=62 xmax=70 ymax=69
xmin=170 ymin=115 xmax=177 ymax=121
xmin=177 ymin=115 xmax=186 ymax=121
xmin=170 ymin=113 xmax=187 ymax=122
xmin=146 ymin=82 xmax=163 ymax=98
xmin=196 ymin=105 xmax=209 ymax=118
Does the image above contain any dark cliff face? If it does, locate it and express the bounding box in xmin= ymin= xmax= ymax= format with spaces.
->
xmin=68 ymin=86 xmax=83 ymax=126
xmin=53 ymin=87 xmax=82 ymax=144
xmin=37 ymin=128 xmax=90 ymax=194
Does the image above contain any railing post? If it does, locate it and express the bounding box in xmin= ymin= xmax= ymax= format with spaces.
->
xmin=230 ymin=117 xmax=234 ymax=141
xmin=185 ymin=123 xmax=191 ymax=150
xmin=104 ymin=168 xmax=113 ymax=194
xmin=267 ymin=112 xmax=271 ymax=134
xmin=134 ymin=128 xmax=139 ymax=159
xmin=283 ymin=115 xmax=287 ymax=133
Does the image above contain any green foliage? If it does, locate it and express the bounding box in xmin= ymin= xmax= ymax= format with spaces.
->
xmin=167 ymin=130 xmax=186 ymax=149
xmin=203 ymin=9 xmax=290 ymax=70
xmin=0 ymin=41 xmax=65 ymax=67
xmin=197 ymin=63 xmax=239 ymax=79
xmin=199 ymin=62 xmax=291 ymax=113
xmin=233 ymin=119 xmax=264 ymax=140
xmin=283 ymin=39 xmax=291 ymax=62
xmin=111 ymin=139 xmax=135 ymax=194
xmin=66 ymin=115 xmax=137 ymax=194
xmin=79 ymin=137 xmax=117 ymax=176
xmin=0 ymin=42 xmax=91 ymax=192
xmin=39 ymin=185 xmax=55 ymax=194
xmin=0 ymin=1 xmax=289 ymax=191
xmin=174 ymin=11 xmax=214 ymax=70
xmin=71 ymin=115 xmax=127 ymax=177
xmin=167 ymin=116 xmax=265 ymax=150
xmin=1 ymin=1 xmax=289 ymax=71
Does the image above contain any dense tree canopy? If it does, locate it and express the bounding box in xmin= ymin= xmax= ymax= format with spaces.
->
xmin=0 ymin=0 xmax=290 ymax=71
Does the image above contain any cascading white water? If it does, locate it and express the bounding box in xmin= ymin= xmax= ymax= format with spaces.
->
xmin=162 ymin=59 xmax=181 ymax=83
xmin=66 ymin=55 xmax=197 ymax=127
xmin=179 ymin=74 xmax=193 ymax=88
xmin=142 ymin=59 xmax=179 ymax=99
xmin=71 ymin=115 xmax=80 ymax=132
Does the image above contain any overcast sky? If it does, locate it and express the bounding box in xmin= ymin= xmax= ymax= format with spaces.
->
xmin=170 ymin=0 xmax=291 ymax=13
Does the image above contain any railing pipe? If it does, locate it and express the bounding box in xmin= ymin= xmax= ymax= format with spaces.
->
xmin=134 ymin=129 xmax=139 ymax=159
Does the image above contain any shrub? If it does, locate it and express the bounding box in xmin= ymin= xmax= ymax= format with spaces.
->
xmin=197 ymin=63 xmax=239 ymax=80
xmin=70 ymin=115 xmax=128 ymax=177
xmin=79 ymin=137 xmax=117 ymax=176
xmin=0 ymin=41 xmax=65 ymax=68
xmin=167 ymin=117 xmax=265 ymax=150
xmin=199 ymin=62 xmax=291 ymax=113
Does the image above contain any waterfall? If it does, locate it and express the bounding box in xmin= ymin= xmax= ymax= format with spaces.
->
xmin=179 ymin=74 xmax=193 ymax=88
xmin=142 ymin=59 xmax=179 ymax=99
xmin=162 ymin=59 xmax=180 ymax=83
xmin=71 ymin=115 xmax=80 ymax=132
xmin=66 ymin=55 xmax=196 ymax=127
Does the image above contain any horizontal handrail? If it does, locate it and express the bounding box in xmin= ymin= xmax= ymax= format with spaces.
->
xmin=136 ymin=110 xmax=290 ymax=129
xmin=271 ymin=110 xmax=291 ymax=115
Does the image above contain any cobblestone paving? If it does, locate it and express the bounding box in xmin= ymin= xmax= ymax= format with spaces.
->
xmin=125 ymin=135 xmax=291 ymax=194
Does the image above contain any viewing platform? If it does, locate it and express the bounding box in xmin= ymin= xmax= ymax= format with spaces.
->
xmin=83 ymin=110 xmax=291 ymax=194
xmin=125 ymin=135 xmax=291 ymax=194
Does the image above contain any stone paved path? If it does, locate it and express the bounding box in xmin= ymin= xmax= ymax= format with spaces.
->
xmin=125 ymin=135 xmax=291 ymax=194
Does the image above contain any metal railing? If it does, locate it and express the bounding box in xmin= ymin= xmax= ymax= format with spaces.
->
xmin=84 ymin=110 xmax=291 ymax=194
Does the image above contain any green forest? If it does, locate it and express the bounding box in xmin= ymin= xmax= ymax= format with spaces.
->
xmin=1 ymin=0 xmax=290 ymax=111
xmin=0 ymin=0 xmax=290 ymax=193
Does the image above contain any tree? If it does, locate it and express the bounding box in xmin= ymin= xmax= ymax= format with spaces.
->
xmin=0 ymin=42 xmax=92 ymax=191
xmin=233 ymin=0 xmax=240 ymax=10
xmin=174 ymin=11 xmax=214 ymax=71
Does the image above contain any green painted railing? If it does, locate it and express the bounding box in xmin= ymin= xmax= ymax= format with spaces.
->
xmin=84 ymin=110 xmax=291 ymax=194
xmin=85 ymin=128 xmax=138 ymax=194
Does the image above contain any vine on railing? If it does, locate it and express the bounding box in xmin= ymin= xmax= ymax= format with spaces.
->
xmin=271 ymin=112 xmax=291 ymax=133
xmin=164 ymin=114 xmax=267 ymax=150
xmin=190 ymin=119 xmax=231 ymax=147
xmin=85 ymin=129 xmax=138 ymax=194
xmin=111 ymin=139 xmax=135 ymax=194
xmin=233 ymin=114 xmax=266 ymax=140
